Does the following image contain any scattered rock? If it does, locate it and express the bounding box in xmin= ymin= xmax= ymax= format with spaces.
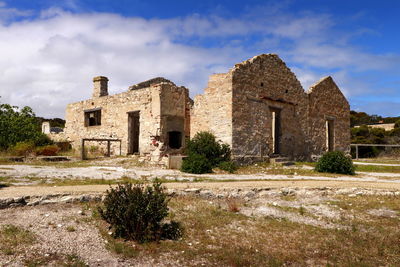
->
xmin=367 ymin=208 xmax=398 ymax=218
xmin=184 ymin=188 xmax=201 ymax=194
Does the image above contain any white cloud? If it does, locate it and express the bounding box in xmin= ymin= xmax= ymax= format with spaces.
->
xmin=0 ymin=3 xmax=398 ymax=118
xmin=0 ymin=10 xmax=240 ymax=117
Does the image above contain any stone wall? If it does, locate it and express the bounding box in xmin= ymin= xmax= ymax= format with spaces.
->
xmin=191 ymin=54 xmax=350 ymax=162
xmin=64 ymin=78 xmax=190 ymax=156
xmin=191 ymin=73 xmax=233 ymax=146
xmin=64 ymin=53 xmax=350 ymax=162
xmin=231 ymin=54 xmax=309 ymax=161
xmin=307 ymin=76 xmax=350 ymax=156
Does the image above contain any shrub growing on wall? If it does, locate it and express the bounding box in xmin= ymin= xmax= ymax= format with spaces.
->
xmin=98 ymin=181 xmax=183 ymax=243
xmin=181 ymin=131 xmax=233 ymax=174
xmin=315 ymin=151 xmax=355 ymax=175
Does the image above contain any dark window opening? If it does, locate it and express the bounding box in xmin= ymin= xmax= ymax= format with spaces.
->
xmin=260 ymin=82 xmax=264 ymax=87
xmin=285 ymin=89 xmax=289 ymax=93
xmin=84 ymin=109 xmax=101 ymax=126
xmin=168 ymin=131 xmax=182 ymax=149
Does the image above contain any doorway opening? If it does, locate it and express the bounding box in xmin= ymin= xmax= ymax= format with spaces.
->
xmin=128 ymin=111 xmax=140 ymax=154
xmin=326 ymin=119 xmax=334 ymax=152
xmin=271 ymin=108 xmax=281 ymax=155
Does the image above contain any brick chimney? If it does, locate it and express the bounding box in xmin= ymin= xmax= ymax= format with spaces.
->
xmin=93 ymin=76 xmax=109 ymax=97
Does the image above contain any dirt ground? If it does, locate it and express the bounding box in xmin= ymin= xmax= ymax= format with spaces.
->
xmin=1 ymin=159 xmax=399 ymax=266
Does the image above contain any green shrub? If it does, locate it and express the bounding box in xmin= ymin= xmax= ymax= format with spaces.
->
xmin=10 ymin=141 xmax=35 ymax=156
xmin=186 ymin=132 xmax=230 ymax=166
xmin=181 ymin=154 xmax=213 ymax=174
xmin=182 ymin=131 xmax=231 ymax=174
xmin=315 ymin=151 xmax=355 ymax=175
xmin=98 ymin=181 xmax=183 ymax=243
xmin=218 ymin=161 xmax=238 ymax=173
xmin=36 ymin=145 xmax=60 ymax=156
xmin=33 ymin=133 xmax=53 ymax=147
xmin=0 ymin=104 xmax=52 ymax=150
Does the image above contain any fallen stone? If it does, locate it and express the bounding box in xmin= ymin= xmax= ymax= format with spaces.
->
xmin=184 ymin=188 xmax=201 ymax=194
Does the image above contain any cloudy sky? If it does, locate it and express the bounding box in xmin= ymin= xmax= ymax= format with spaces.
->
xmin=0 ymin=0 xmax=399 ymax=118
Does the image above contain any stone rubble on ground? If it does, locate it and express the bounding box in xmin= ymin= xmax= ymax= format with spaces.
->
xmin=1 ymin=186 xmax=399 ymax=210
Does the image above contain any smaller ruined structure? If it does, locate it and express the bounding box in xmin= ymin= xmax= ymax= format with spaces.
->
xmin=64 ymin=76 xmax=191 ymax=163
xmin=191 ymin=54 xmax=350 ymax=162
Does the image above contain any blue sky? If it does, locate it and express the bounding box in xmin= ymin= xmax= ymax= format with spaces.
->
xmin=0 ymin=0 xmax=399 ymax=118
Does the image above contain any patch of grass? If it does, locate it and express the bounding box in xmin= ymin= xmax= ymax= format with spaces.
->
xmin=90 ymin=195 xmax=400 ymax=266
xmin=330 ymin=195 xmax=400 ymax=213
xmin=354 ymin=158 xmax=400 ymax=164
xmin=25 ymin=253 xmax=87 ymax=267
xmin=225 ymin=197 xmax=242 ymax=212
xmin=66 ymin=226 xmax=76 ymax=232
xmin=0 ymin=224 xmax=36 ymax=255
xmin=99 ymin=227 xmax=139 ymax=258
xmin=354 ymin=164 xmax=400 ymax=173
xmin=238 ymin=164 xmax=341 ymax=177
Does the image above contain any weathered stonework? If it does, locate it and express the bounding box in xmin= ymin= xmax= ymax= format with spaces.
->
xmin=63 ymin=53 xmax=350 ymax=163
xmin=64 ymin=77 xmax=191 ymax=157
xmin=191 ymin=54 xmax=350 ymax=161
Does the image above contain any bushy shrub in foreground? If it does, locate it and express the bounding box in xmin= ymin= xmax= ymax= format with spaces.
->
xmin=181 ymin=131 xmax=235 ymax=174
xmin=98 ymin=182 xmax=183 ymax=243
xmin=315 ymin=151 xmax=355 ymax=175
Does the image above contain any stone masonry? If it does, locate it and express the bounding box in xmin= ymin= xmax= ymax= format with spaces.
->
xmin=64 ymin=77 xmax=191 ymax=158
xmin=63 ymin=53 xmax=350 ymax=163
xmin=191 ymin=54 xmax=350 ymax=162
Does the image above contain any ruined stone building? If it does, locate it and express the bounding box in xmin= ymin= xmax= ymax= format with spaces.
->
xmin=64 ymin=77 xmax=191 ymax=161
xmin=191 ymin=54 xmax=350 ymax=162
xmin=63 ymin=53 xmax=350 ymax=163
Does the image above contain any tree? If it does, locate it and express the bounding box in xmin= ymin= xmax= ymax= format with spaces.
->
xmin=0 ymin=103 xmax=52 ymax=150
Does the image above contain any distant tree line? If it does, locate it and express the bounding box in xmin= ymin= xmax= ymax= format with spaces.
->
xmin=350 ymin=110 xmax=400 ymax=127
xmin=351 ymin=111 xmax=400 ymax=157
xmin=0 ymin=98 xmax=64 ymax=150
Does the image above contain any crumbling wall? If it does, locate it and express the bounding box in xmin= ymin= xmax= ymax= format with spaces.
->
xmin=65 ymin=86 xmax=156 ymax=155
xmin=190 ymin=72 xmax=233 ymax=146
xmin=65 ymin=78 xmax=189 ymax=157
xmin=307 ymin=76 xmax=350 ymax=157
xmin=231 ymin=54 xmax=309 ymax=161
xmin=159 ymin=83 xmax=191 ymax=151
xmin=191 ymin=54 xmax=350 ymax=162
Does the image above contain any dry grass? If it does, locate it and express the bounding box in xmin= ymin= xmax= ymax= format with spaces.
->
xmin=93 ymin=195 xmax=400 ymax=266
xmin=354 ymin=164 xmax=400 ymax=173
xmin=0 ymin=224 xmax=36 ymax=255
xmin=225 ymin=197 xmax=242 ymax=212
xmin=24 ymin=253 xmax=87 ymax=267
xmin=237 ymin=162 xmax=342 ymax=177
